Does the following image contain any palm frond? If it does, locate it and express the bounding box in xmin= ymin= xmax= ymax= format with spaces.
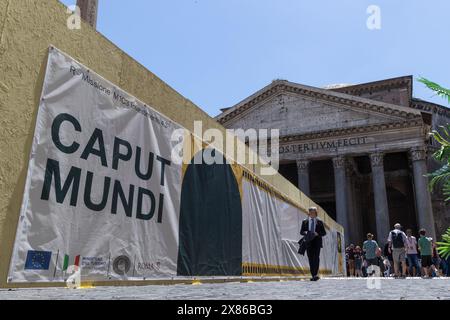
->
xmin=432 ymin=145 xmax=450 ymax=162
xmin=438 ymin=125 xmax=450 ymax=140
xmin=428 ymin=164 xmax=450 ymax=191
xmin=418 ymin=77 xmax=450 ymax=104
xmin=443 ymin=181 xmax=450 ymax=201
xmin=436 ymin=228 xmax=450 ymax=259
xmin=428 ymin=125 xmax=450 ymax=198
xmin=421 ymin=79 xmax=450 ymax=251
xmin=431 ymin=130 xmax=450 ymax=148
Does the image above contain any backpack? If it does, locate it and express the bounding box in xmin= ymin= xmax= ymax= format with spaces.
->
xmin=391 ymin=231 xmax=405 ymax=249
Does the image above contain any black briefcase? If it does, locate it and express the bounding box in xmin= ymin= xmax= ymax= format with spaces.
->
xmin=298 ymin=237 xmax=307 ymax=255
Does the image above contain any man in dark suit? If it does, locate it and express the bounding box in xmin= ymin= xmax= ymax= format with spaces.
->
xmin=300 ymin=207 xmax=327 ymax=281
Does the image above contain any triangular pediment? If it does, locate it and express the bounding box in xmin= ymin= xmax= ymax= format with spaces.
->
xmin=216 ymin=80 xmax=423 ymax=136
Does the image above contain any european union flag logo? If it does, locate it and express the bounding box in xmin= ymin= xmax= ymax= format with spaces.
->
xmin=24 ymin=250 xmax=52 ymax=270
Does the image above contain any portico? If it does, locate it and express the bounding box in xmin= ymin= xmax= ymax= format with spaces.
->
xmin=217 ymin=77 xmax=441 ymax=246
xmin=281 ymin=132 xmax=432 ymax=246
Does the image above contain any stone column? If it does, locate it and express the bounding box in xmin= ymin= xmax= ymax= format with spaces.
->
xmin=345 ymin=160 xmax=362 ymax=245
xmin=410 ymin=147 xmax=437 ymax=239
xmin=333 ymin=156 xmax=350 ymax=245
xmin=296 ymin=159 xmax=310 ymax=197
xmin=370 ymin=152 xmax=390 ymax=246
xmin=353 ymin=179 xmax=365 ymax=243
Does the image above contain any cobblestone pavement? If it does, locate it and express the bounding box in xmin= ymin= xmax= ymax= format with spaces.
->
xmin=0 ymin=278 xmax=449 ymax=300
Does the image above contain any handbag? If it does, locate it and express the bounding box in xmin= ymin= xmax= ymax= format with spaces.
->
xmin=298 ymin=237 xmax=307 ymax=255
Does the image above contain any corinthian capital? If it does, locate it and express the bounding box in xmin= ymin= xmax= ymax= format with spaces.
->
xmin=296 ymin=159 xmax=310 ymax=171
xmin=410 ymin=146 xmax=427 ymax=162
xmin=346 ymin=158 xmax=356 ymax=177
xmin=332 ymin=156 xmax=346 ymax=169
xmin=370 ymin=152 xmax=384 ymax=167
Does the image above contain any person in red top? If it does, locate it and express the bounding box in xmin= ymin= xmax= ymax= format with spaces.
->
xmin=346 ymin=244 xmax=355 ymax=277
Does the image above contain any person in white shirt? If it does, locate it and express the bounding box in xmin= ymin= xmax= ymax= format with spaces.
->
xmin=405 ymin=229 xmax=421 ymax=277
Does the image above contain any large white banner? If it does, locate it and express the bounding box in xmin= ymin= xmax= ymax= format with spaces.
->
xmin=8 ymin=46 xmax=345 ymax=284
xmin=8 ymin=47 xmax=183 ymax=283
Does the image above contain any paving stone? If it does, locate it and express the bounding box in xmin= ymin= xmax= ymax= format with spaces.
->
xmin=0 ymin=278 xmax=448 ymax=300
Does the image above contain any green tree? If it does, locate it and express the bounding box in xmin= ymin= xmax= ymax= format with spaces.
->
xmin=418 ymin=77 xmax=450 ymax=259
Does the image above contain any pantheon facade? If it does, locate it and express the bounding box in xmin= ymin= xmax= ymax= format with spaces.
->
xmin=216 ymin=76 xmax=450 ymax=245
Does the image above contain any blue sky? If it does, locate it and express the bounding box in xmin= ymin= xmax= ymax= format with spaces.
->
xmin=60 ymin=0 xmax=450 ymax=116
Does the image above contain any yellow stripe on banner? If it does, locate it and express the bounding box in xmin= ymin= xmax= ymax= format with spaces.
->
xmin=241 ymin=262 xmax=332 ymax=277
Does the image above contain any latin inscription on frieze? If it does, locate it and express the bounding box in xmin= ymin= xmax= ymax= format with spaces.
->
xmin=279 ymin=137 xmax=369 ymax=154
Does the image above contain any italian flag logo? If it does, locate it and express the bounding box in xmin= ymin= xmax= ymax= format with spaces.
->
xmin=63 ymin=254 xmax=80 ymax=271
